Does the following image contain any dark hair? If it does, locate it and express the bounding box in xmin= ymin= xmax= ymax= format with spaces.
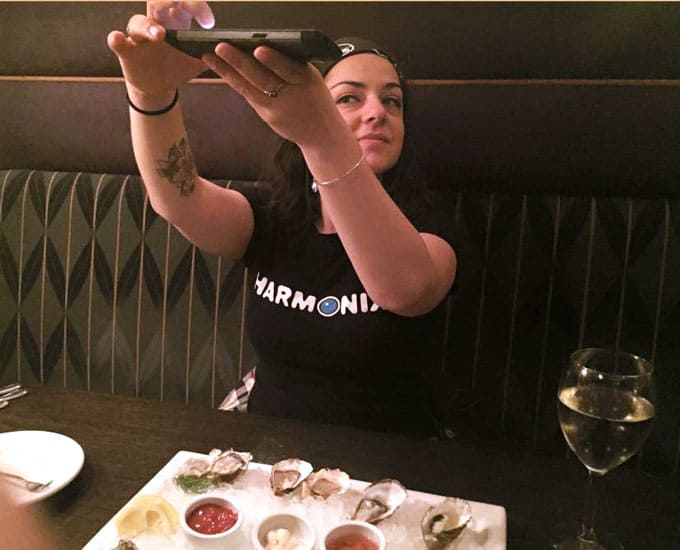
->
xmin=259 ymin=48 xmax=431 ymax=243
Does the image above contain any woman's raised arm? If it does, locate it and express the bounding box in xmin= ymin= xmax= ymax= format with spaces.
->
xmin=107 ymin=4 xmax=254 ymax=260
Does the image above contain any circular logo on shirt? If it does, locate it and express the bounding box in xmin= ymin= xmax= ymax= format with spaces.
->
xmin=317 ymin=296 xmax=340 ymax=317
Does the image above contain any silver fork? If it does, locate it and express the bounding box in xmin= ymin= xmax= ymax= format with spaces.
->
xmin=0 ymin=385 xmax=28 ymax=410
xmin=0 ymin=471 xmax=53 ymax=492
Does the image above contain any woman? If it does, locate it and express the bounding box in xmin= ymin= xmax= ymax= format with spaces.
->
xmin=108 ymin=2 xmax=457 ymax=436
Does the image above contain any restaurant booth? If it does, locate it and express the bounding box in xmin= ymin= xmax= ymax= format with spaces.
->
xmin=1 ymin=2 xmax=679 ymax=549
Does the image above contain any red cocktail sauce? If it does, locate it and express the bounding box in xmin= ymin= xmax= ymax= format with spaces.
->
xmin=326 ymin=533 xmax=379 ymax=550
xmin=186 ymin=502 xmax=238 ymax=535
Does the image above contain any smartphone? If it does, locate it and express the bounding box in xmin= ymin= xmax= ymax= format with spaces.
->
xmin=165 ymin=28 xmax=341 ymax=63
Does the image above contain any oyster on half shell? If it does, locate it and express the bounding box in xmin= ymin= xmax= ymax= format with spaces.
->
xmin=270 ymin=458 xmax=314 ymax=496
xmin=303 ymin=468 xmax=351 ymax=499
xmin=208 ymin=448 xmax=253 ymax=480
xmin=352 ymin=478 xmax=407 ymax=524
xmin=177 ymin=457 xmax=212 ymax=478
xmin=421 ymin=497 xmax=472 ymax=549
xmin=174 ymin=448 xmax=253 ymax=493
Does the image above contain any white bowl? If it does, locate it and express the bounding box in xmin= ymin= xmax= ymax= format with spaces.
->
xmin=253 ymin=512 xmax=316 ymax=550
xmin=322 ymin=520 xmax=386 ymax=550
xmin=180 ymin=495 xmax=242 ymax=543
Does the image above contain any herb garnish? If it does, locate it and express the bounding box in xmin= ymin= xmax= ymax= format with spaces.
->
xmin=174 ymin=474 xmax=218 ymax=494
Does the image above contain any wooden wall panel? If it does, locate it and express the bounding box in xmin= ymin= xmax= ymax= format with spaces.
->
xmin=2 ymin=2 xmax=680 ymax=79
xmin=2 ymin=78 xmax=679 ymax=198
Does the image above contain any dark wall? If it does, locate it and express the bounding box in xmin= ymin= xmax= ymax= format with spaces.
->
xmin=3 ymin=2 xmax=680 ymax=78
xmin=3 ymin=2 xmax=680 ymax=198
xmin=3 ymin=79 xmax=680 ymax=198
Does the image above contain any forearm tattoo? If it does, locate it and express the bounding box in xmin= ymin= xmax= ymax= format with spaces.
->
xmin=156 ymin=138 xmax=197 ymax=196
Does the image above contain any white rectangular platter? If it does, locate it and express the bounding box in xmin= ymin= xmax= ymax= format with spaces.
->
xmin=84 ymin=450 xmax=506 ymax=549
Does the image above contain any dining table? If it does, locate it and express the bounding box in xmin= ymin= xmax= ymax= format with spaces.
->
xmin=0 ymin=384 xmax=678 ymax=549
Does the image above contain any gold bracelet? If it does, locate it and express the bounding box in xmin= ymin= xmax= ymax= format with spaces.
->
xmin=313 ymin=154 xmax=365 ymax=188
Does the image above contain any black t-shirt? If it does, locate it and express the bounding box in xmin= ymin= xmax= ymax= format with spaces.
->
xmin=237 ymin=184 xmax=454 ymax=436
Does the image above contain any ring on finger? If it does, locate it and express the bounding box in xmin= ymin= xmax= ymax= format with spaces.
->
xmin=262 ymin=82 xmax=286 ymax=98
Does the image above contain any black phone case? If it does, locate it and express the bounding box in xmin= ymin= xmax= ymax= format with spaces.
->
xmin=165 ymin=29 xmax=341 ymax=63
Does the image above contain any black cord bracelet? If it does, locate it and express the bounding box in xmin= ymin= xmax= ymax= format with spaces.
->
xmin=126 ymin=89 xmax=179 ymax=116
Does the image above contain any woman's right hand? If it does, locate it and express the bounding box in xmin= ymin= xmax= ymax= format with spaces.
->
xmin=107 ymin=2 xmax=215 ymax=103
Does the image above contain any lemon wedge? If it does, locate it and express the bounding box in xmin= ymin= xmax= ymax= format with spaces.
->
xmin=114 ymin=494 xmax=179 ymax=538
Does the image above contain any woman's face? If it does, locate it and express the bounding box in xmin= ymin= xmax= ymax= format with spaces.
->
xmin=324 ymin=53 xmax=405 ymax=176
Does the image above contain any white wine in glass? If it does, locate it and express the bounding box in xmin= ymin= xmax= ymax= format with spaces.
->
xmin=554 ymin=348 xmax=655 ymax=549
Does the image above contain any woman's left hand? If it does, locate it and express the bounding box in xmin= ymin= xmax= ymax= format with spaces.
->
xmin=203 ymin=43 xmax=347 ymax=148
xmin=147 ymin=1 xmax=215 ymax=30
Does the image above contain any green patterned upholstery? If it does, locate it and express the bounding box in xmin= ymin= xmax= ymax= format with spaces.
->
xmin=0 ymin=169 xmax=252 ymax=406
xmin=1 ymin=169 xmax=679 ymax=475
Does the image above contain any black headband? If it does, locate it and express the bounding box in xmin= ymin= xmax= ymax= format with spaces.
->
xmin=316 ymin=36 xmax=403 ymax=79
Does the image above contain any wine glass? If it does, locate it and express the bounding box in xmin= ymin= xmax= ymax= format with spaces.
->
xmin=554 ymin=348 xmax=655 ymax=550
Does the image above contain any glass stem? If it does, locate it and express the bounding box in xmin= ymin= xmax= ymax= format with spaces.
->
xmin=578 ymin=469 xmax=599 ymax=543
